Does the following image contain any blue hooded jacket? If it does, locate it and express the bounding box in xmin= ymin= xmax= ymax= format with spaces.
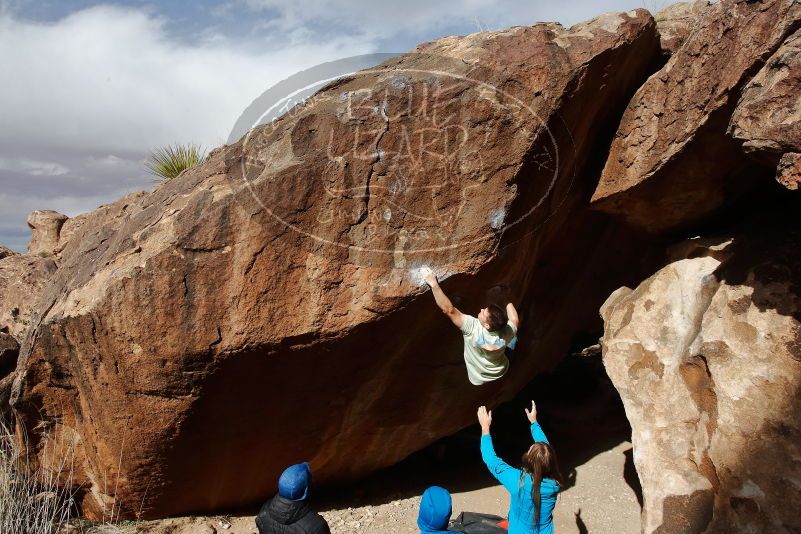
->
xmin=417 ymin=486 xmax=452 ymax=533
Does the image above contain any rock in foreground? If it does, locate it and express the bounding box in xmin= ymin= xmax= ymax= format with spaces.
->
xmin=600 ymin=228 xmax=801 ymax=533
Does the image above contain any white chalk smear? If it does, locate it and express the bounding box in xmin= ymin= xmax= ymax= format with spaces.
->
xmin=390 ymin=76 xmax=410 ymax=90
xmin=408 ymin=265 xmax=430 ymax=287
xmin=489 ymin=207 xmax=506 ymax=230
xmin=408 ymin=263 xmax=450 ymax=287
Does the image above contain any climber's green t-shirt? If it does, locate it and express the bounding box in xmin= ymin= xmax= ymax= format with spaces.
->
xmin=460 ymin=314 xmax=517 ymax=385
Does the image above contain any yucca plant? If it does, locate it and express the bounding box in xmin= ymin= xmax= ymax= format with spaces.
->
xmin=145 ymin=143 xmax=206 ymax=181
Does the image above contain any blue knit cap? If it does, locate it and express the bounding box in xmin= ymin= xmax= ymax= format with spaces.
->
xmin=278 ymin=462 xmax=312 ymax=501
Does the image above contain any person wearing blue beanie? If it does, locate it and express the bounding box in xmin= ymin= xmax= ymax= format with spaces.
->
xmin=256 ymin=462 xmax=330 ymax=534
xmin=418 ymin=486 xmax=454 ymax=533
xmin=278 ymin=462 xmax=312 ymax=501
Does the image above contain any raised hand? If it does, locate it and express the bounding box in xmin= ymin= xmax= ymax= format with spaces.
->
xmin=477 ymin=405 xmax=493 ymax=434
xmin=524 ymin=400 xmax=537 ymax=424
xmin=421 ymin=266 xmax=438 ymax=287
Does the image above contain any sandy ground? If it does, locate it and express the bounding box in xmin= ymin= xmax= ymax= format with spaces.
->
xmin=314 ymin=440 xmax=641 ymax=534
xmin=74 ymin=440 xmax=640 ymax=534
xmin=69 ymin=357 xmax=640 ymax=534
xmin=450 ymin=441 xmax=640 ymax=534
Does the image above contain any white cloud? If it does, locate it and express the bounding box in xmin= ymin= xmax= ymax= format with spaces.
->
xmin=239 ymin=0 xmax=651 ymax=41
xmin=0 ymin=4 xmax=377 ymax=154
xmin=0 ymin=157 xmax=69 ymax=176
xmin=0 ymin=3 xmax=378 ymax=250
xmin=86 ymin=154 xmax=137 ymax=169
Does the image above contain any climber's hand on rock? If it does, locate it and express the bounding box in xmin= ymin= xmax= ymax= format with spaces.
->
xmin=477 ymin=406 xmax=492 ymax=434
xmin=421 ymin=267 xmax=438 ymax=287
xmin=525 ymin=400 xmax=537 ymax=424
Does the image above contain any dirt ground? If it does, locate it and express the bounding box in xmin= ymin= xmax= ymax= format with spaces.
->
xmin=70 ymin=356 xmax=641 ymax=534
xmin=75 ymin=439 xmax=640 ymax=534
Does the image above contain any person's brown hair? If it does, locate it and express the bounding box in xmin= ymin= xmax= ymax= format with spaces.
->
xmin=519 ymin=442 xmax=564 ymax=529
xmin=485 ymin=304 xmax=507 ymax=332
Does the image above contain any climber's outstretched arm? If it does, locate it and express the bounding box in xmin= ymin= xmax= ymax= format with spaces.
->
xmin=422 ymin=268 xmax=464 ymax=329
xmin=506 ymin=302 xmax=520 ymax=329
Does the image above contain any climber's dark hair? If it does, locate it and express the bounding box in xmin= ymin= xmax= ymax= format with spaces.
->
xmin=486 ymin=303 xmax=507 ymax=332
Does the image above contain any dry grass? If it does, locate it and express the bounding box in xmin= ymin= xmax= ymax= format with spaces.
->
xmin=0 ymin=419 xmax=146 ymax=534
xmin=0 ymin=420 xmax=76 ymax=533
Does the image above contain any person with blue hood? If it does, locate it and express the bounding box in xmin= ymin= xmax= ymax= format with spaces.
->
xmin=418 ymin=486 xmax=454 ymax=533
xmin=256 ymin=462 xmax=330 ymax=534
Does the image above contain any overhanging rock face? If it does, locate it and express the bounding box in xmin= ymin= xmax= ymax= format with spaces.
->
xmin=729 ymin=27 xmax=801 ymax=190
xmin=591 ymin=0 xmax=801 ymax=233
xmin=12 ymin=11 xmax=660 ymax=519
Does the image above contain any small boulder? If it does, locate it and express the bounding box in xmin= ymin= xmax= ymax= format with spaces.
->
xmin=654 ymin=1 xmax=711 ymax=57
xmin=0 ymin=245 xmax=18 ymax=260
xmin=27 ymin=209 xmax=68 ymax=257
xmin=0 ymin=252 xmax=58 ymax=339
xmin=730 ymin=28 xmax=801 ymax=189
xmin=777 ymin=152 xmax=801 ymax=190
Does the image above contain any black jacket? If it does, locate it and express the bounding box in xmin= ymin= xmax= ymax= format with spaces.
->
xmin=256 ymin=495 xmax=331 ymax=534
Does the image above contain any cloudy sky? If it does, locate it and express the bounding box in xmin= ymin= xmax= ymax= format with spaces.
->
xmin=0 ymin=0 xmax=668 ymax=252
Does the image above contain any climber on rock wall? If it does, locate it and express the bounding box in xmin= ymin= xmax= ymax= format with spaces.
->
xmin=421 ymin=267 xmax=520 ymax=385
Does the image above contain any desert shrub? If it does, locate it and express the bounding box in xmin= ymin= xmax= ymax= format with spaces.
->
xmin=145 ymin=143 xmax=206 ymax=181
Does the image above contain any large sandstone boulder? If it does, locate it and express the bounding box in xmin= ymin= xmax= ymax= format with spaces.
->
xmin=54 ymin=191 xmax=149 ymax=257
xmin=591 ymin=0 xmax=801 ymax=233
xmin=653 ymin=1 xmax=711 ymax=57
xmin=12 ymin=12 xmax=661 ymax=519
xmin=0 ymin=251 xmax=58 ymax=339
xmin=600 ymin=228 xmax=801 ymax=533
xmin=26 ymin=209 xmax=68 ymax=257
xmin=729 ymin=28 xmax=801 ymax=190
